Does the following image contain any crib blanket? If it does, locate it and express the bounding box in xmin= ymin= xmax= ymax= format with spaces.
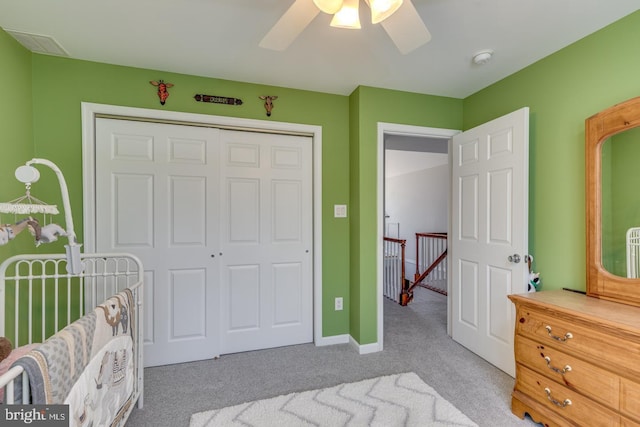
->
xmin=13 ymin=289 xmax=136 ymax=427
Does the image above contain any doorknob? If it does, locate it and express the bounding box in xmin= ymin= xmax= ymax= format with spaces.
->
xmin=508 ymin=254 xmax=521 ymax=263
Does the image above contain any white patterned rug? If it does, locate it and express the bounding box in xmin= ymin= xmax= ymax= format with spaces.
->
xmin=190 ymin=372 xmax=478 ymax=427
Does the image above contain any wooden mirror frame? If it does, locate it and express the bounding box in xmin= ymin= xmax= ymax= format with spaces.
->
xmin=586 ymin=95 xmax=640 ymax=306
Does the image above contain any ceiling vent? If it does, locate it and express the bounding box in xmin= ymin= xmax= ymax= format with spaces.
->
xmin=4 ymin=29 xmax=69 ymax=57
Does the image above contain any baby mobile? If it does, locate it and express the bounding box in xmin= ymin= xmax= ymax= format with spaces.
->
xmin=0 ymin=158 xmax=83 ymax=274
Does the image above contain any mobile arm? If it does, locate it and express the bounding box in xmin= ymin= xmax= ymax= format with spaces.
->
xmin=15 ymin=158 xmax=83 ymax=274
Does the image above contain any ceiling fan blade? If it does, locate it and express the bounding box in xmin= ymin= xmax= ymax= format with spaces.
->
xmin=259 ymin=0 xmax=321 ymax=51
xmin=380 ymin=0 xmax=431 ymax=54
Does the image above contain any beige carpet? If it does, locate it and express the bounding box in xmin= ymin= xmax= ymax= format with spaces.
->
xmin=190 ymin=372 xmax=478 ymax=427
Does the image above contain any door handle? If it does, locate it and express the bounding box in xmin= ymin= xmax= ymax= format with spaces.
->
xmin=508 ymin=254 xmax=521 ymax=263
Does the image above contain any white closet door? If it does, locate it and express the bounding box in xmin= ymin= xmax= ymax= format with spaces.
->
xmin=95 ymin=118 xmax=221 ymax=367
xmin=219 ymin=130 xmax=313 ymax=354
xmin=95 ymin=119 xmax=314 ymax=366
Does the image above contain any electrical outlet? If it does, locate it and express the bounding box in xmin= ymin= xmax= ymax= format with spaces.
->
xmin=335 ymin=297 xmax=343 ymax=311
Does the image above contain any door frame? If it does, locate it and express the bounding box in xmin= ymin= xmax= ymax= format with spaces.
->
xmin=81 ymin=102 xmax=326 ymax=345
xmin=376 ymin=122 xmax=460 ymax=350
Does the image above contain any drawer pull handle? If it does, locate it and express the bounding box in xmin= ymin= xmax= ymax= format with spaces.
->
xmin=544 ymin=387 xmax=572 ymax=408
xmin=544 ymin=356 xmax=572 ymax=375
xmin=545 ymin=325 xmax=573 ymax=342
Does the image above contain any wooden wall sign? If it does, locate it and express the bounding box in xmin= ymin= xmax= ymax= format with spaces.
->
xmin=194 ymin=94 xmax=243 ymax=105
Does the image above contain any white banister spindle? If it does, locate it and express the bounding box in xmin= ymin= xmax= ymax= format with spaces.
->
xmin=383 ymin=237 xmax=406 ymax=303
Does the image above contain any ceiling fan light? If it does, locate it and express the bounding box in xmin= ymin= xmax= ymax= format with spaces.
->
xmin=313 ymin=0 xmax=343 ymax=14
xmin=369 ymin=0 xmax=403 ymax=24
xmin=330 ymin=0 xmax=361 ymax=29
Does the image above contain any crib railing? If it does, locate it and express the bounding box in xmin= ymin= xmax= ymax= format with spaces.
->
xmin=0 ymin=253 xmax=143 ymax=346
xmin=383 ymin=237 xmax=406 ymax=304
xmin=0 ymin=252 xmax=144 ymax=409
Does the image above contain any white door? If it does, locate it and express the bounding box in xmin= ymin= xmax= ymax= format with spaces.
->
xmin=218 ymin=131 xmax=313 ymax=354
xmin=95 ymin=119 xmax=221 ymax=367
xmin=450 ymin=107 xmax=529 ymax=377
xmin=95 ymin=119 xmax=313 ymax=366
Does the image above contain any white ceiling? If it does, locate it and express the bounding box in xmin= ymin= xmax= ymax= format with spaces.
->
xmin=1 ymin=1 xmax=638 ymax=98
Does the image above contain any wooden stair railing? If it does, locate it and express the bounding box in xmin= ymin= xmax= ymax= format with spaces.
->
xmin=400 ymin=232 xmax=448 ymax=306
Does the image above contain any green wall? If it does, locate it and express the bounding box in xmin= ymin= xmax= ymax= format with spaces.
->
xmin=0 ymin=29 xmax=36 ymax=344
xmin=349 ymin=87 xmax=462 ymax=343
xmin=0 ymin=29 xmax=35 ymax=259
xmin=463 ymin=10 xmax=640 ymax=292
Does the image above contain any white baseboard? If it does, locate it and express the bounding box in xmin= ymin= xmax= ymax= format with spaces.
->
xmin=316 ymin=334 xmax=382 ymax=355
xmin=349 ymin=336 xmax=382 ymax=354
xmin=315 ymin=334 xmax=350 ymax=346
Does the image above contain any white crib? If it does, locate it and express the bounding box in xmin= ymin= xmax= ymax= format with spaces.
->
xmin=627 ymin=227 xmax=640 ymax=278
xmin=0 ymin=252 xmax=144 ymax=426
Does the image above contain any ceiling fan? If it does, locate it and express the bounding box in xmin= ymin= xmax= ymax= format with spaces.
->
xmin=259 ymin=0 xmax=431 ymax=55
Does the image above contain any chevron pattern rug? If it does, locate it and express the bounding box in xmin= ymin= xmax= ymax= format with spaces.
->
xmin=189 ymin=372 xmax=478 ymax=427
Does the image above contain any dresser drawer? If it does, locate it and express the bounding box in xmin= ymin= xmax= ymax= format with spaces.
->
xmin=516 ymin=306 xmax=640 ymax=377
xmin=515 ymin=365 xmax=620 ymax=426
xmin=622 ymin=378 xmax=640 ymax=422
xmin=515 ymin=335 xmax=619 ymax=409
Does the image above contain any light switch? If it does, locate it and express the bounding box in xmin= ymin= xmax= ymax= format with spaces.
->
xmin=334 ymin=204 xmax=347 ymax=218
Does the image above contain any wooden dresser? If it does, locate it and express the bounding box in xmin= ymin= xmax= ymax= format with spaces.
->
xmin=509 ymin=290 xmax=640 ymax=426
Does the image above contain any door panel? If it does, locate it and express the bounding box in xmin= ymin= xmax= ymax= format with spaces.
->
xmin=112 ymin=174 xmax=154 ymax=247
xmin=273 ymin=263 xmax=303 ymax=325
xmin=170 ymin=269 xmax=207 ymax=338
xmin=487 ymin=266 xmax=512 ymax=344
xmin=170 ymin=176 xmax=206 ymax=245
xmin=451 ymin=107 xmax=529 ymax=377
xmin=228 ymin=178 xmax=260 ymax=243
xmin=273 ymin=180 xmax=303 ymax=241
xmin=488 ymin=169 xmax=512 ymax=243
xmin=459 ymin=260 xmax=478 ymax=328
xmin=459 ymin=174 xmax=478 ymax=240
xmin=228 ymin=265 xmax=260 ymax=330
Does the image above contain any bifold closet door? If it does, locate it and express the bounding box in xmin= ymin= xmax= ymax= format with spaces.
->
xmin=95 ymin=119 xmax=313 ymax=366
xmin=95 ymin=118 xmax=221 ymax=367
xmin=218 ymin=130 xmax=313 ymax=355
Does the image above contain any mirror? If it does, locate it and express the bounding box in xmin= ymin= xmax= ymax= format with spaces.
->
xmin=601 ymin=127 xmax=640 ymax=277
xmin=587 ymin=95 xmax=640 ymax=306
